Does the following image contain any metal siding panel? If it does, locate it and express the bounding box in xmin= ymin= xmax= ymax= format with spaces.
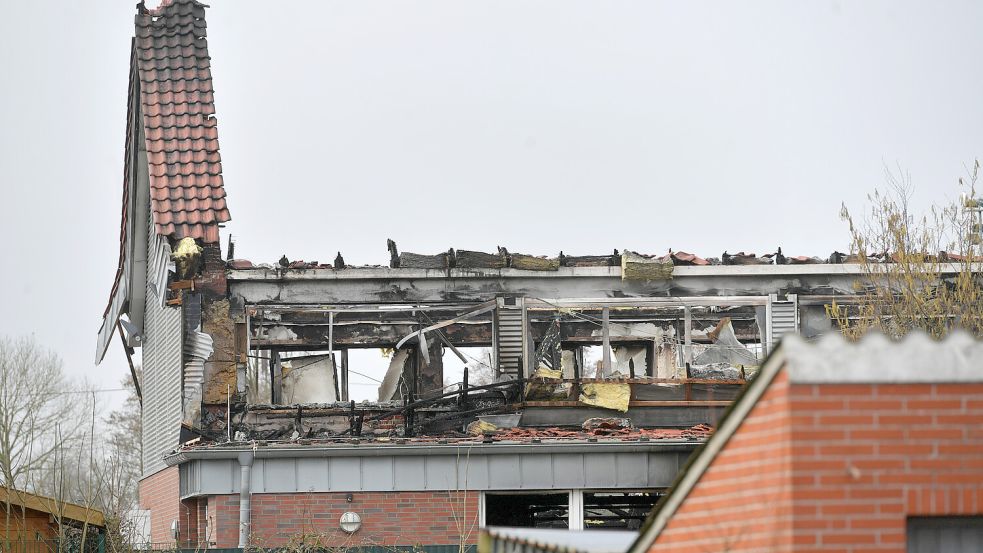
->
xmin=646 ymin=452 xmax=682 ymax=487
xmin=488 ymin=455 xmax=521 ymax=490
xmin=583 ymin=453 xmax=617 ymax=488
xmin=361 ymin=457 xmax=394 ymax=491
xmin=551 ymin=454 xmax=586 ymax=489
xmin=263 ymin=458 xmax=297 ymax=492
xmin=614 ymin=452 xmax=648 ymax=488
xmin=457 ymin=454 xmax=489 ymax=490
xmin=141 ymin=212 xmax=184 ymax=477
xmin=393 ymin=456 xmax=427 ymax=491
xmin=519 ymin=455 xmax=553 ymax=489
xmin=297 ymin=458 xmax=329 ymax=491
xmin=329 ymin=457 xmax=361 ymax=491
xmin=180 ymin=448 xmax=693 ymax=495
xmin=198 ymin=459 xmax=236 ymax=495
xmin=246 ymin=459 xmax=263 ymax=493
xmin=425 ymin=456 xmax=458 ymax=491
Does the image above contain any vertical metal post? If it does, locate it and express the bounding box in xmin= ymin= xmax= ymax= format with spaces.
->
xmin=459 ymin=367 xmax=469 ymax=406
xmin=328 ymin=311 xmax=335 ymax=358
xmin=340 ymin=349 xmax=349 ymax=402
xmin=683 ymin=305 xmax=693 ymax=369
xmin=271 ymin=350 xmax=282 ymax=404
xmin=569 ymin=490 xmax=584 ymax=530
xmin=601 ymin=307 xmax=611 ymax=377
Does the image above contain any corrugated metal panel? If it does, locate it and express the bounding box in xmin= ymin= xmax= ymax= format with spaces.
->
xmin=496 ymin=297 xmax=526 ymax=378
xmin=151 ymin=235 xmax=171 ymax=308
xmin=182 ymin=450 xmax=690 ymax=496
xmin=142 ymin=211 xmax=184 ymax=476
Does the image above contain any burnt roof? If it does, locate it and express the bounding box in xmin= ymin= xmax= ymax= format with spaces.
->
xmin=136 ymin=0 xmax=229 ymax=242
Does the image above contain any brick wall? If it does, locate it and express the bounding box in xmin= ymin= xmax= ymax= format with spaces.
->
xmin=653 ymin=371 xmax=795 ymax=552
xmin=786 ymin=381 xmax=983 ymax=552
xmin=139 ymin=466 xmax=181 ymax=545
xmin=204 ymin=491 xmax=480 ymax=548
xmin=649 ymin=369 xmax=983 ymax=553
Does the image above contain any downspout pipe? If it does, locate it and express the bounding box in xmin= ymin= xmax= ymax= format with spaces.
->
xmin=237 ymin=452 xmax=254 ymax=548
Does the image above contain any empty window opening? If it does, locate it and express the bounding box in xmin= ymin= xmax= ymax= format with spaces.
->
xmin=347 ymin=349 xmax=397 ymax=402
xmin=907 ymin=516 xmax=983 ymax=552
xmin=583 ymin=491 xmax=663 ymax=530
xmin=581 ymin=346 xmax=603 ymax=378
xmin=443 ymin=346 xmax=496 ymax=389
xmin=485 ymin=493 xmax=569 ymax=529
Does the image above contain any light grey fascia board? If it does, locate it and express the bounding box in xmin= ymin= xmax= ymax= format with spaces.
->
xmin=165 ymin=441 xmax=700 ymax=466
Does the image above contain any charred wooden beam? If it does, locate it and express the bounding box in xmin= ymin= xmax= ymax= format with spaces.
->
xmin=248 ymin=315 xmax=761 ymax=350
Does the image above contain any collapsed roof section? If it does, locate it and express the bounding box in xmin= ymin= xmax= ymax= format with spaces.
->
xmin=96 ymin=0 xmax=230 ymax=365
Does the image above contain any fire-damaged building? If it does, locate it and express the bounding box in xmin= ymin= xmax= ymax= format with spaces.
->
xmin=94 ymin=1 xmax=959 ymax=549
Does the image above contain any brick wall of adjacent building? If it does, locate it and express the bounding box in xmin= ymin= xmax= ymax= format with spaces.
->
xmin=785 ymin=380 xmax=983 ymax=551
xmin=204 ymin=491 xmax=480 ymax=549
xmin=649 ymin=369 xmax=983 ymax=553
xmin=653 ymin=370 xmax=795 ymax=552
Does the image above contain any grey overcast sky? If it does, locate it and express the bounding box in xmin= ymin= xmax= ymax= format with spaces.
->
xmin=2 ymin=1 xmax=983 ymax=402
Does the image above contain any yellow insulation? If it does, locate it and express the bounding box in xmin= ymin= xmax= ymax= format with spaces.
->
xmin=579 ymin=382 xmax=631 ymax=412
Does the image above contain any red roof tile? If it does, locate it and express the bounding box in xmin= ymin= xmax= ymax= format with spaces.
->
xmin=135 ymin=0 xmax=230 ymax=242
xmin=102 ymin=0 xmax=227 ymax=319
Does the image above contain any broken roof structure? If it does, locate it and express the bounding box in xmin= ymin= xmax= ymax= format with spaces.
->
xmin=94 ymin=1 xmax=982 ymax=549
xmin=96 ymin=0 xmax=229 ymax=367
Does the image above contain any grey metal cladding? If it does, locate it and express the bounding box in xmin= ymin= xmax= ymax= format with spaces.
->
xmin=487 ymin=456 xmax=521 ymax=489
xmin=519 ymin=455 xmax=552 ymax=489
xmin=392 ymin=456 xmax=426 ymax=491
xmin=329 ymin=457 xmax=361 ymax=490
xmin=615 ymin=452 xmax=649 ymax=488
xmin=263 ymin=458 xmax=297 ymax=491
xmin=361 ymin=457 xmax=395 ymax=490
xmin=179 ymin=445 xmax=694 ymax=497
xmin=297 ymin=458 xmax=330 ymax=491
xmin=551 ymin=455 xmax=586 ymax=489
xmin=142 ymin=213 xmax=184 ymax=477
xmin=584 ymin=453 xmax=618 ymax=488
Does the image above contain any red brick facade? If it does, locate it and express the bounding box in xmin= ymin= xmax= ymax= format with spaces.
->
xmin=649 ymin=372 xmax=983 ymax=552
xmin=139 ymin=467 xmax=181 ymax=545
xmin=194 ymin=491 xmax=479 ymax=548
